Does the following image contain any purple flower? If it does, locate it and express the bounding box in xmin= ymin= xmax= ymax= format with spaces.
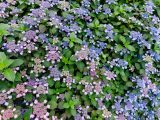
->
xmin=105 ymin=24 xmax=114 ymax=40
xmin=48 ymin=66 xmax=61 ymax=81
xmin=82 ymin=83 xmax=93 ymax=95
xmin=40 ymin=1 xmax=51 ymax=9
xmin=103 ymin=7 xmax=112 ymax=15
xmin=104 ymin=70 xmax=116 ymax=80
xmin=45 ymin=46 xmax=61 ymax=63
xmin=75 ymin=45 xmax=89 ymax=61
xmin=145 ymin=1 xmax=155 ymax=14
xmin=30 ymin=8 xmax=45 ymax=18
xmin=125 ymin=101 xmax=133 ymax=110
xmin=23 ymin=16 xmax=37 ymax=26
xmin=73 ymin=8 xmax=89 ymax=17
xmin=39 ymin=34 xmax=48 ymax=42
xmin=84 ymin=28 xmax=94 ymax=38
xmin=106 ymin=0 xmax=116 ymax=4
xmin=130 ymin=31 xmax=143 ymax=41
xmin=81 ymin=0 xmax=91 ymax=7
xmin=74 ymin=114 xmax=85 ymax=120
xmin=63 ymin=76 xmax=75 ymax=88
xmin=24 ymin=30 xmax=37 ymax=42
xmin=50 ymin=0 xmax=59 ymax=5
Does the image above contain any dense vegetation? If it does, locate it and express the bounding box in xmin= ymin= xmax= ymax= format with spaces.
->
xmin=0 ymin=0 xmax=160 ymax=119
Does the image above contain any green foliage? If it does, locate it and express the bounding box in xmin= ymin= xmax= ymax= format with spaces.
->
xmin=0 ymin=24 xmax=10 ymax=36
xmin=0 ymin=52 xmax=23 ymax=82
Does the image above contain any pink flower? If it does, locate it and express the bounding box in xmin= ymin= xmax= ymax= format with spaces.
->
xmin=0 ymin=92 xmax=7 ymax=105
xmin=93 ymin=82 xmax=103 ymax=94
xmin=75 ymin=45 xmax=89 ymax=61
xmin=82 ymin=83 xmax=93 ymax=95
xmin=32 ymin=102 xmax=49 ymax=119
xmin=15 ymin=84 xmax=27 ymax=98
xmin=104 ymin=70 xmax=116 ymax=80
xmin=2 ymin=109 xmax=14 ymax=120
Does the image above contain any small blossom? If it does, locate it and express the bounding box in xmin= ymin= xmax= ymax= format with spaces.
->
xmin=63 ymin=76 xmax=75 ymax=88
xmin=0 ymin=92 xmax=8 ymax=105
xmin=102 ymin=108 xmax=112 ymax=118
xmin=1 ymin=109 xmax=16 ymax=120
xmin=58 ymin=1 xmax=70 ymax=10
xmin=104 ymin=70 xmax=116 ymax=80
xmin=31 ymin=101 xmax=49 ymax=119
xmin=93 ymin=82 xmax=103 ymax=94
xmin=48 ymin=66 xmax=61 ymax=81
xmin=15 ymin=84 xmax=28 ymax=98
xmin=75 ymin=45 xmax=89 ymax=61
xmin=82 ymin=83 xmax=93 ymax=95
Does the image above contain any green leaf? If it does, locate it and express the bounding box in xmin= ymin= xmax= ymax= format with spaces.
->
xmin=126 ymin=45 xmax=136 ymax=51
xmin=64 ymin=50 xmax=72 ymax=58
xmin=157 ymin=8 xmax=160 ymax=17
xmin=0 ymin=59 xmax=14 ymax=70
xmin=15 ymin=73 xmax=21 ymax=81
xmin=69 ymin=42 xmax=74 ymax=48
xmin=23 ymin=109 xmax=32 ymax=120
xmin=120 ymin=36 xmax=126 ymax=43
xmin=39 ymin=24 xmax=46 ymax=32
xmin=48 ymin=79 xmax=54 ymax=87
xmin=75 ymin=38 xmax=82 ymax=44
xmin=62 ymin=57 xmax=69 ymax=64
xmin=94 ymin=19 xmax=99 ymax=26
xmin=24 ymin=94 xmax=33 ymax=101
xmin=0 ymin=24 xmax=10 ymax=30
xmin=0 ymin=52 xmax=7 ymax=61
xmin=126 ymin=81 xmax=133 ymax=87
xmin=69 ymin=100 xmax=75 ymax=109
xmin=135 ymin=63 xmax=141 ymax=69
xmin=115 ymin=44 xmax=123 ymax=52
xmin=0 ymin=24 xmax=10 ymax=36
xmin=63 ymin=103 xmax=69 ymax=108
xmin=65 ymin=92 xmax=71 ymax=101
xmin=70 ymin=32 xmax=76 ymax=41
xmin=88 ymin=23 xmax=94 ymax=28
xmin=49 ymin=100 xmax=58 ymax=109
xmin=63 ymin=37 xmax=69 ymax=41
xmin=0 ymin=36 xmax=2 ymax=43
xmin=70 ymin=109 xmax=77 ymax=116
xmin=76 ymin=62 xmax=85 ymax=72
xmin=10 ymin=59 xmax=24 ymax=67
xmin=120 ymin=70 xmax=127 ymax=81
xmin=3 ymin=68 xmax=15 ymax=82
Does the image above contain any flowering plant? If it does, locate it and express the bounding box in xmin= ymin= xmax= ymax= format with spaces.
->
xmin=0 ymin=0 xmax=160 ymax=119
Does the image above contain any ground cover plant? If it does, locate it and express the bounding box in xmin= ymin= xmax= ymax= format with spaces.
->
xmin=0 ymin=0 xmax=160 ymax=119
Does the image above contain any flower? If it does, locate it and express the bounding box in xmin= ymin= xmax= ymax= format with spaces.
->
xmin=33 ymin=84 xmax=48 ymax=97
xmin=48 ymin=66 xmax=61 ymax=81
xmin=105 ymin=24 xmax=114 ymax=40
xmin=15 ymin=84 xmax=28 ymax=98
xmin=102 ymin=108 xmax=112 ymax=118
xmin=75 ymin=45 xmax=89 ymax=61
xmin=116 ymin=114 xmax=126 ymax=120
xmin=63 ymin=76 xmax=75 ymax=88
xmin=1 ymin=109 xmax=17 ymax=120
xmin=23 ymin=30 xmax=37 ymax=42
xmin=106 ymin=0 xmax=116 ymax=4
xmin=40 ymin=1 xmax=51 ymax=9
xmin=58 ymin=1 xmax=70 ymax=10
xmin=0 ymin=92 xmax=8 ymax=105
xmin=82 ymin=83 xmax=93 ymax=95
xmin=93 ymin=82 xmax=103 ymax=94
xmin=104 ymin=70 xmax=116 ymax=80
xmin=31 ymin=101 xmax=49 ymax=119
